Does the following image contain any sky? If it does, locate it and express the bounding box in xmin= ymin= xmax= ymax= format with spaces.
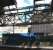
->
xmin=16 ymin=0 xmax=33 ymax=7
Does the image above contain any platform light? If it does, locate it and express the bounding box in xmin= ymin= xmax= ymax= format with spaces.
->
xmin=11 ymin=10 xmax=17 ymax=13
xmin=35 ymin=0 xmax=52 ymax=4
xmin=4 ymin=6 xmax=9 ymax=10
xmin=4 ymin=11 xmax=10 ymax=14
xmin=9 ymin=5 xmax=16 ymax=9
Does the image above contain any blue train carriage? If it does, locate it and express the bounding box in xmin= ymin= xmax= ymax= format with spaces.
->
xmin=2 ymin=32 xmax=51 ymax=46
xmin=2 ymin=32 xmax=37 ymax=45
xmin=2 ymin=34 xmax=26 ymax=45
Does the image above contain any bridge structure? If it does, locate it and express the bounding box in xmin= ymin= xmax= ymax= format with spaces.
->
xmin=0 ymin=3 xmax=52 ymax=26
